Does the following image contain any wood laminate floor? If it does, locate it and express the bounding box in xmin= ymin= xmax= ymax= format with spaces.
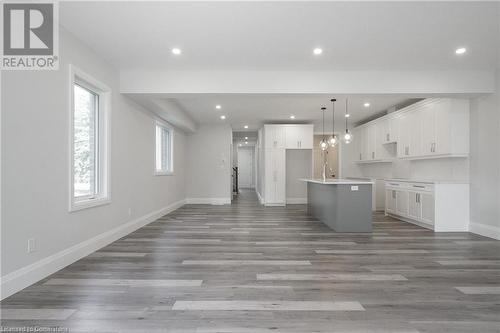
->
xmin=1 ymin=190 xmax=500 ymax=332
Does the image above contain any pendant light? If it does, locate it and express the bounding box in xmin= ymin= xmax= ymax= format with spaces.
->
xmin=319 ymin=107 xmax=328 ymax=151
xmin=328 ymin=99 xmax=338 ymax=147
xmin=342 ymin=98 xmax=353 ymax=144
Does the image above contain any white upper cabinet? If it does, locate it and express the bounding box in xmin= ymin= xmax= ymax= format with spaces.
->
xmin=285 ymin=124 xmax=314 ymax=149
xmin=379 ymin=117 xmax=397 ymax=144
xmin=356 ymin=98 xmax=469 ymax=163
xmin=264 ymin=125 xmax=286 ymax=149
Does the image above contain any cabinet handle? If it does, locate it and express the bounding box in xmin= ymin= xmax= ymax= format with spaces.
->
xmin=359 ymin=153 xmax=362 ymax=160
xmin=386 ymin=133 xmax=390 ymax=142
xmin=274 ymin=140 xmax=277 ymax=148
xmin=412 ymin=185 xmax=425 ymax=188
xmin=392 ymin=190 xmax=396 ymax=199
xmin=372 ymin=151 xmax=375 ymax=159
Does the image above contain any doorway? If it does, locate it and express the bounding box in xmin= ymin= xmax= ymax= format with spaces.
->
xmin=238 ymin=147 xmax=255 ymax=188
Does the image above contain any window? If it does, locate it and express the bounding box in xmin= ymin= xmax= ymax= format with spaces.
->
xmin=70 ymin=65 xmax=111 ymax=211
xmin=155 ymin=123 xmax=173 ymax=175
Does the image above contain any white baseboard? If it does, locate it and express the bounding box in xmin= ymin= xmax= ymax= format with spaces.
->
xmin=469 ymin=221 xmax=500 ymax=240
xmin=286 ymin=197 xmax=307 ymax=204
xmin=0 ymin=199 xmax=186 ymax=300
xmin=186 ymin=197 xmax=231 ymax=205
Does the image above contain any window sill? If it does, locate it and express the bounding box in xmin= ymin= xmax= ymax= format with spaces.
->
xmin=154 ymin=171 xmax=174 ymax=176
xmin=70 ymin=196 xmax=111 ymax=212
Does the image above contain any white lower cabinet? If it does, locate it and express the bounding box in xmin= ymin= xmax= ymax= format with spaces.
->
xmin=264 ymin=148 xmax=286 ymax=206
xmin=385 ymin=189 xmax=397 ymax=213
xmin=385 ymin=180 xmax=468 ymax=231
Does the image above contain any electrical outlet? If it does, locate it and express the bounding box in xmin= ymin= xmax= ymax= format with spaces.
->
xmin=27 ymin=238 xmax=36 ymax=253
xmin=351 ymin=186 xmax=359 ymax=191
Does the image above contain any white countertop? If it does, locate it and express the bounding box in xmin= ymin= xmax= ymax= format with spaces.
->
xmin=300 ymin=178 xmax=374 ymax=185
xmin=385 ymin=178 xmax=469 ymax=185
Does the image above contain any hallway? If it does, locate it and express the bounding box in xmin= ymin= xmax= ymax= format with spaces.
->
xmin=1 ymin=190 xmax=499 ymax=332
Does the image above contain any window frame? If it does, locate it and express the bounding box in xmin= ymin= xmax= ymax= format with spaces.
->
xmin=154 ymin=121 xmax=174 ymax=176
xmin=69 ymin=65 xmax=111 ymax=212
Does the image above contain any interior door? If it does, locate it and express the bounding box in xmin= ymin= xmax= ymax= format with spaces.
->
xmin=238 ymin=148 xmax=254 ymax=188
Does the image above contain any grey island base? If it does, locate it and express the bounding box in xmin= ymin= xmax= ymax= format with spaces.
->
xmin=301 ymin=179 xmax=373 ymax=232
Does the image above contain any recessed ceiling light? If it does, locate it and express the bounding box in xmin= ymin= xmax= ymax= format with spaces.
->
xmin=290 ymin=115 xmax=296 ymax=119
xmin=245 ymin=141 xmax=248 ymax=144
xmin=313 ymin=48 xmax=323 ymax=55
xmin=220 ymin=115 xmax=226 ymax=120
xmin=171 ymin=48 xmax=182 ymax=55
xmin=244 ymin=125 xmax=249 ymax=129
xmin=345 ymin=114 xmax=350 ymax=118
xmin=238 ymin=143 xmax=242 ymax=147
xmin=455 ymin=47 xmax=467 ymax=55
xmin=245 ymin=137 xmax=248 ymax=139
xmin=364 ymin=102 xmax=370 ymax=107
xmin=215 ymin=105 xmax=221 ymax=109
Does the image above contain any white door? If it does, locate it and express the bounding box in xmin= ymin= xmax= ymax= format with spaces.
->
xmin=238 ymin=148 xmax=254 ymax=188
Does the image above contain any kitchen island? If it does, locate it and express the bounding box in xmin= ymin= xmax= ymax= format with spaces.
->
xmin=300 ymin=179 xmax=373 ymax=232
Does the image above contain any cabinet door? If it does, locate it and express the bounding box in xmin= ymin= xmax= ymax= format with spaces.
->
xmin=420 ymin=103 xmax=435 ymax=156
xmin=379 ymin=118 xmax=390 ymax=144
xmin=385 ymin=189 xmax=397 ymax=213
xmin=264 ymin=150 xmax=275 ymax=202
xmin=353 ymin=128 xmax=363 ymax=161
xmin=298 ymin=125 xmax=314 ymax=149
xmin=388 ymin=117 xmax=398 ymax=143
xmin=408 ymin=192 xmax=422 ymax=220
xmin=274 ymin=149 xmax=286 ymax=204
xmin=408 ymin=111 xmax=422 ymax=157
xmin=396 ymin=114 xmax=409 ymax=158
xmin=364 ymin=125 xmax=375 ymax=160
xmin=265 ymin=125 xmax=285 ymax=149
xmin=434 ymin=101 xmax=451 ymax=155
xmin=357 ymin=127 xmax=365 ymax=161
xmin=285 ymin=125 xmax=300 ymax=149
xmin=420 ymin=193 xmax=435 ymax=225
xmin=396 ymin=190 xmax=409 ymax=216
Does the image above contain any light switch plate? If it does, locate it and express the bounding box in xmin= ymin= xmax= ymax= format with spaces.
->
xmin=351 ymin=186 xmax=359 ymax=191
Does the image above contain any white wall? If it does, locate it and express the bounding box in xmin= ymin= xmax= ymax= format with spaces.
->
xmin=1 ymin=28 xmax=187 ymax=298
xmin=469 ymin=69 xmax=500 ymax=238
xmin=185 ymin=124 xmax=232 ymax=204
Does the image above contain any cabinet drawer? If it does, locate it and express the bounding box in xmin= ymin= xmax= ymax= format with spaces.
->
xmin=408 ymin=183 xmax=434 ymax=192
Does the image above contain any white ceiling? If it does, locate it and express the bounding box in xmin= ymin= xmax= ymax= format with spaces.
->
xmin=60 ymin=1 xmax=499 ymax=130
xmin=60 ymin=1 xmax=500 ymax=71
xmin=171 ymin=94 xmax=412 ymax=131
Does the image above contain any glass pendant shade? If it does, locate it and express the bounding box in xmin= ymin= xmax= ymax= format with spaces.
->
xmin=328 ymin=135 xmax=338 ymax=147
xmin=319 ymin=139 xmax=329 ymax=151
xmin=343 ymin=129 xmax=353 ymax=144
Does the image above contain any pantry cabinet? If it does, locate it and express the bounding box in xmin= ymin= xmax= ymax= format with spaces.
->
xmin=262 ymin=124 xmax=313 ymax=206
xmin=264 ymin=148 xmax=286 ymax=205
